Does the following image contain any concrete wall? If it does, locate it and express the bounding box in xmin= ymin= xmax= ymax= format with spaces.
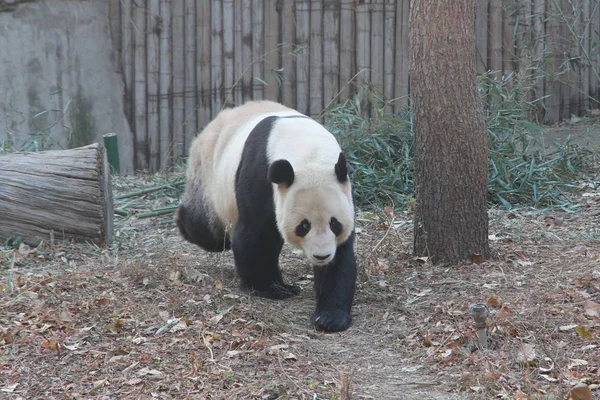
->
xmin=0 ymin=0 xmax=133 ymax=172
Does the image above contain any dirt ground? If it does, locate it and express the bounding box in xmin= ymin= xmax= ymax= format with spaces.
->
xmin=1 ymin=121 xmax=600 ymax=399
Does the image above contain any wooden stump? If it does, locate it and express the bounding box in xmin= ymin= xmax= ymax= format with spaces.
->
xmin=0 ymin=143 xmax=114 ymax=246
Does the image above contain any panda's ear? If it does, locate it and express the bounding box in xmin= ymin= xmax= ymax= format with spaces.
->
xmin=268 ymin=159 xmax=295 ymax=188
xmin=335 ymin=152 xmax=348 ymax=183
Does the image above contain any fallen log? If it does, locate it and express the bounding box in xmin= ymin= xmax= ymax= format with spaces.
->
xmin=0 ymin=143 xmax=114 ymax=246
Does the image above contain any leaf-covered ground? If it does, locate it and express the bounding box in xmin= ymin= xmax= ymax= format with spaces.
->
xmin=2 ymin=166 xmax=600 ymax=399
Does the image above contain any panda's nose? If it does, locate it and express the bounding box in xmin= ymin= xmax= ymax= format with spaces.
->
xmin=313 ymin=254 xmax=331 ymax=261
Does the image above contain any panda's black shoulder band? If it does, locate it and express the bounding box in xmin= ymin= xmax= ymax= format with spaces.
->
xmin=335 ymin=152 xmax=349 ymax=183
xmin=278 ymin=115 xmax=310 ymax=120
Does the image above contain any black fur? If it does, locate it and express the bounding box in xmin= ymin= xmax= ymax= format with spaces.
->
xmin=312 ymin=231 xmax=357 ymax=332
xmin=268 ymin=159 xmax=294 ymax=187
xmin=176 ymin=203 xmax=231 ymax=252
xmin=335 ymin=152 xmax=348 ymax=183
xmin=233 ymin=116 xmax=300 ymax=299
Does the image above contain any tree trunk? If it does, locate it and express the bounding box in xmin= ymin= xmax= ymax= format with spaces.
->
xmin=409 ymin=0 xmax=490 ymax=264
xmin=0 ymin=143 xmax=114 ymax=246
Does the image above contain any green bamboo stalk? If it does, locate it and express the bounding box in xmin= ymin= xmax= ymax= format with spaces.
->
xmin=137 ymin=206 xmax=179 ymax=219
xmin=114 ymin=208 xmax=128 ymax=217
xmin=103 ymin=133 xmax=121 ymax=174
xmin=116 ymin=180 xmax=185 ymax=200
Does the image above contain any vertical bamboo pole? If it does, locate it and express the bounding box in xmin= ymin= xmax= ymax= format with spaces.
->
xmin=545 ymin=0 xmax=561 ymax=123
xmin=383 ymin=0 xmax=395 ymax=113
xmin=133 ymin=1 xmax=148 ymax=170
xmin=159 ymin=0 xmax=171 ymax=168
xmin=281 ymin=0 xmax=296 ymax=107
xmin=241 ymin=0 xmax=253 ymax=101
xmin=569 ymin=0 xmax=582 ymax=116
xmin=532 ymin=0 xmax=546 ymax=118
xmin=582 ymin=0 xmax=590 ymax=112
xmin=233 ymin=0 xmax=244 ymax=104
xmin=147 ymin=0 xmax=160 ymax=171
xmin=295 ymin=0 xmax=310 ymax=114
xmin=394 ymin=0 xmax=409 ymax=110
xmin=476 ymin=0 xmax=490 ymax=73
xmin=197 ymin=0 xmax=212 ymax=128
xmin=252 ymin=0 xmax=264 ymax=100
xmin=222 ymin=0 xmax=235 ymax=107
xmin=356 ymin=1 xmax=371 ymax=110
xmin=183 ymin=0 xmax=197 ymax=149
xmin=172 ymin=0 xmax=185 ymax=163
xmin=120 ymin=0 xmax=135 ymax=165
xmin=309 ymin=0 xmax=324 ymax=117
xmin=590 ymin=0 xmax=599 ymax=107
xmin=560 ymin=0 xmax=572 ymax=119
xmin=323 ymin=0 xmax=340 ymax=110
xmin=502 ymin=0 xmax=515 ymax=76
xmin=212 ymin=0 xmax=224 ymax=111
xmin=339 ymin=0 xmax=356 ymax=101
xmin=516 ymin=0 xmax=533 ymax=102
xmin=263 ymin=0 xmax=281 ymax=102
xmin=370 ymin=0 xmax=384 ymax=108
xmin=489 ymin=0 xmax=504 ymax=79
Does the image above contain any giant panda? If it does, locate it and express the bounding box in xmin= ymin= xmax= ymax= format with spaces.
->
xmin=176 ymin=100 xmax=357 ymax=332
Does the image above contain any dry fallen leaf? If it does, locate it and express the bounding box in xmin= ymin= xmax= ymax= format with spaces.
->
xmin=569 ymin=383 xmax=592 ymax=400
xmin=539 ymin=357 xmax=555 ymax=373
xmin=268 ymin=344 xmax=289 ymax=353
xmin=471 ymin=253 xmax=484 ymax=264
xmin=41 ymin=339 xmax=61 ymax=355
xmin=282 ymin=351 xmax=297 ymax=361
xmin=583 ymin=300 xmax=600 ymax=317
xmin=57 ymin=309 xmax=73 ymax=323
xmin=568 ymin=359 xmax=589 ymax=369
xmin=137 ymin=368 xmax=162 ymax=376
xmin=516 ymin=343 xmax=537 ymax=367
xmin=486 ymin=296 xmax=501 ymax=308
xmin=92 ymin=379 xmax=107 ymax=391
xmin=2 ymin=330 xmax=13 ymax=344
xmin=559 ymin=324 xmax=578 ymax=331
xmin=167 ymin=267 xmax=181 ymax=283
xmin=1 ymin=383 xmax=19 ymax=393
xmin=514 ymin=390 xmax=528 ymax=399
xmin=423 ymin=336 xmax=433 ymax=347
xmin=576 ymin=326 xmax=595 ymax=339
xmin=539 ymin=374 xmax=559 ymax=382
xmin=481 ymin=369 xmax=501 ymax=382
xmin=497 ymin=305 xmax=512 ymax=319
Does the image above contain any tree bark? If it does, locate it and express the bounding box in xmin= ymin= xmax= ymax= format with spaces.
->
xmin=0 ymin=143 xmax=114 ymax=246
xmin=409 ymin=0 xmax=490 ymax=263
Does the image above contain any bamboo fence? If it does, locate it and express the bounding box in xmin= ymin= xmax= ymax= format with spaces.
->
xmin=108 ymin=0 xmax=600 ymax=171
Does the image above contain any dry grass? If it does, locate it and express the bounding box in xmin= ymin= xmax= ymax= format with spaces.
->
xmin=1 ymin=173 xmax=600 ymax=399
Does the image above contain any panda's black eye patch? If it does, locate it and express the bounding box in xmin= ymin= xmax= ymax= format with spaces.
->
xmin=295 ymin=219 xmax=311 ymax=237
xmin=330 ymin=217 xmax=343 ymax=236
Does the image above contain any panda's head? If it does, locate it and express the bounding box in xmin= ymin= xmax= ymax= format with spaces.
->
xmin=268 ymin=152 xmax=354 ymax=266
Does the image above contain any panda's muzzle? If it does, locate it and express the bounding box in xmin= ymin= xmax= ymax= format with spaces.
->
xmin=311 ymin=253 xmax=333 ymax=265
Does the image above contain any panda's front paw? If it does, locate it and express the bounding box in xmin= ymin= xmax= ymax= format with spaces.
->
xmin=311 ymin=309 xmax=352 ymax=332
xmin=247 ymin=282 xmax=300 ymax=300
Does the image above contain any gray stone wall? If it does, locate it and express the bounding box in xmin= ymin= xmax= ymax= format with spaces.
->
xmin=0 ymin=0 xmax=133 ymax=172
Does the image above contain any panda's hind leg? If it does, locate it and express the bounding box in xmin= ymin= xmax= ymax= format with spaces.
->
xmin=175 ymin=203 xmax=231 ymax=252
xmin=232 ymin=221 xmax=300 ymax=300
